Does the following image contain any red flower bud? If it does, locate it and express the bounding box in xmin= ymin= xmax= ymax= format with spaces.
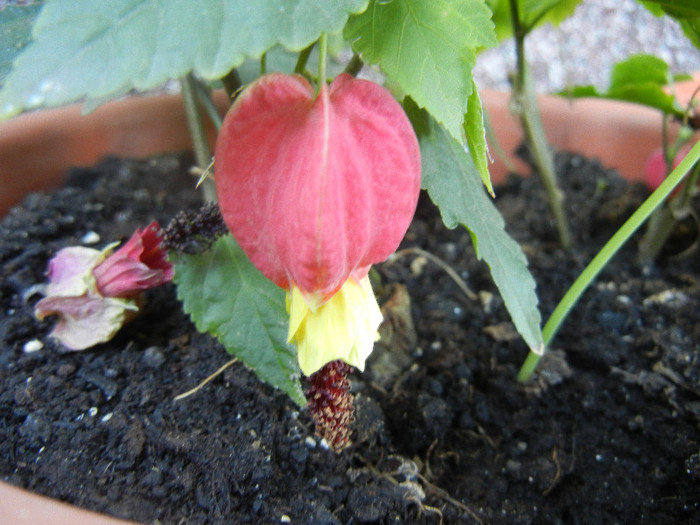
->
xmin=93 ymin=221 xmax=173 ymax=298
xmin=215 ymin=73 xmax=421 ymax=301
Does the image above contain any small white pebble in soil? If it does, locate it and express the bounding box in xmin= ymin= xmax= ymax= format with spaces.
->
xmin=616 ymin=295 xmax=632 ymax=306
xmin=319 ymin=438 xmax=331 ymax=451
xmin=479 ymin=291 xmax=495 ymax=313
xmin=409 ymin=255 xmax=428 ymax=276
xmin=304 ymin=436 xmax=317 ymax=449
xmin=88 ymin=407 xmax=98 ymax=417
xmin=596 ymin=453 xmax=604 ymax=462
xmin=101 ymin=412 xmax=113 ymax=423
xmin=23 ymin=339 xmax=43 ymax=353
xmin=280 ymin=515 xmax=291 ymax=523
xmin=81 ymin=231 xmax=101 ymax=244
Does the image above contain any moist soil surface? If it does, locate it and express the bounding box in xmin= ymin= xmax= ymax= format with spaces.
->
xmin=1 ymin=152 xmax=699 ymax=524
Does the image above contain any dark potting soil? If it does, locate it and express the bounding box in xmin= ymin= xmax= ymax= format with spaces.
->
xmin=1 ymin=152 xmax=699 ymax=524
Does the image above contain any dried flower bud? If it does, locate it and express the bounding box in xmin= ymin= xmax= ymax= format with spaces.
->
xmin=93 ymin=221 xmax=172 ymax=297
xmin=163 ymin=203 xmax=228 ymax=255
xmin=306 ymin=360 xmax=355 ymax=452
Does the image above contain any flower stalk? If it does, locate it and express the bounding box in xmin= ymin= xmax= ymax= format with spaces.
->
xmin=508 ymin=0 xmax=571 ymax=248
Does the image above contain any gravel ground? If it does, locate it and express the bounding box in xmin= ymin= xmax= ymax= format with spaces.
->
xmin=474 ymin=0 xmax=700 ymax=92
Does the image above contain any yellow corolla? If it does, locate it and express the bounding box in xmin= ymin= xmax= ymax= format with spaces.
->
xmin=287 ymin=275 xmax=383 ymax=376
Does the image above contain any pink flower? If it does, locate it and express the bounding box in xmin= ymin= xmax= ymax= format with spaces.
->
xmin=93 ymin=221 xmax=173 ymax=298
xmin=644 ymin=144 xmax=694 ymax=192
xmin=215 ymin=73 xmax=421 ymax=374
xmin=34 ymin=221 xmax=172 ymax=350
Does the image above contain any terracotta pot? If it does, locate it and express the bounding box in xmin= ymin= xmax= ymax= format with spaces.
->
xmin=0 ymin=482 xmax=135 ymax=525
xmin=0 ymin=75 xmax=697 ymax=523
xmin=2 ymin=77 xmax=698 ymax=217
xmin=485 ymin=73 xmax=700 ymax=185
xmin=0 ymin=90 xmax=230 ymax=217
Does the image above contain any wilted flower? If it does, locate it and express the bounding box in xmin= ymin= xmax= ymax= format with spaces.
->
xmin=93 ymin=221 xmax=173 ymax=297
xmin=35 ymin=221 xmax=172 ymax=350
xmin=215 ymin=73 xmax=421 ymax=378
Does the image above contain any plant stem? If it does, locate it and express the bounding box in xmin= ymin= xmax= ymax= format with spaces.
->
xmin=260 ymin=52 xmax=267 ymax=75
xmin=294 ymin=43 xmax=315 ymax=74
xmin=517 ymin=139 xmax=700 ymax=381
xmin=344 ymin=53 xmax=363 ymax=76
xmin=221 ymin=68 xmax=242 ymax=101
xmin=316 ymin=33 xmax=328 ymax=97
xmin=508 ymin=0 xmax=571 ymax=248
xmin=638 ymin=160 xmax=700 ymax=260
xmin=181 ymin=73 xmax=216 ymax=202
xmin=638 ymin=122 xmax=697 ymax=261
xmin=193 ymin=79 xmax=223 ymax=131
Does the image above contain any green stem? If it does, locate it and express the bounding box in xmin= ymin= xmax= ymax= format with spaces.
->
xmin=221 ymin=68 xmax=242 ymax=101
xmin=638 ymin=125 xmax=696 ymax=262
xmin=260 ymin=52 xmax=267 ymax=75
xmin=193 ymin=79 xmax=223 ymax=131
xmin=294 ymin=43 xmax=315 ymax=75
xmin=637 ymin=202 xmax=677 ymax=261
xmin=344 ymin=53 xmax=363 ymax=77
xmin=509 ymin=0 xmax=571 ymax=248
xmin=517 ymin=139 xmax=700 ymax=381
xmin=181 ymin=73 xmax=216 ymax=202
xmin=315 ymin=33 xmax=328 ymax=97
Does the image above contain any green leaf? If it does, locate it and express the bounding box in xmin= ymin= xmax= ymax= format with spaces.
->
xmin=345 ymin=0 xmax=497 ymax=143
xmin=465 ymin=80 xmax=494 ymax=197
xmin=405 ymin=98 xmax=544 ymax=355
xmin=0 ymin=2 xmax=42 ymax=88
xmin=561 ymin=54 xmax=688 ymax=117
xmin=641 ymin=2 xmax=700 ymax=48
xmin=172 ymin=235 xmax=306 ymax=407
xmin=642 ymin=0 xmax=700 ymax=18
xmin=0 ymin=0 xmax=369 ymax=118
xmin=488 ymin=0 xmax=582 ymax=40
xmin=679 ymin=17 xmax=700 ymax=49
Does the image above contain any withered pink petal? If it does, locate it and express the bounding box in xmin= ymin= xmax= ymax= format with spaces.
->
xmin=34 ymin=294 xmax=135 ymax=351
xmin=45 ymin=246 xmax=104 ymax=296
xmin=93 ymin=221 xmax=173 ymax=297
xmin=215 ymin=73 xmax=421 ymax=299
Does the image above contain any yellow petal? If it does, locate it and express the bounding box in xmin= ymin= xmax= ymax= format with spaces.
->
xmin=287 ymin=275 xmax=383 ymax=376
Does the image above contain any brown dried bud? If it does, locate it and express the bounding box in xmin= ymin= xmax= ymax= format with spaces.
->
xmin=306 ymin=360 xmax=354 ymax=452
xmin=163 ymin=203 xmax=228 ymax=254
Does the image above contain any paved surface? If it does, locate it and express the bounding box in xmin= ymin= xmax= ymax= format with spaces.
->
xmin=474 ymin=0 xmax=700 ymax=93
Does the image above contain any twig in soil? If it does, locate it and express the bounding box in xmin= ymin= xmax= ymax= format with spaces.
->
xmin=387 ymin=247 xmax=478 ymax=301
xmin=191 ymin=159 xmax=216 ymax=189
xmin=420 ymin=440 xmax=482 ymax=524
xmin=542 ymin=447 xmax=562 ymax=496
xmin=354 ymin=454 xmax=445 ymax=524
xmin=173 ymin=357 xmax=239 ymax=401
xmin=417 ymin=473 xmax=483 ymax=525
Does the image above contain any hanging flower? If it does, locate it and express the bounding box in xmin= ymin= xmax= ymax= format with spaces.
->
xmin=214 ymin=73 xmax=421 ymax=377
xmin=34 ymin=221 xmax=172 ymax=350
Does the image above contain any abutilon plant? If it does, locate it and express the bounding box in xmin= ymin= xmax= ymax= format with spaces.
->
xmin=214 ymin=70 xmax=421 ymax=449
